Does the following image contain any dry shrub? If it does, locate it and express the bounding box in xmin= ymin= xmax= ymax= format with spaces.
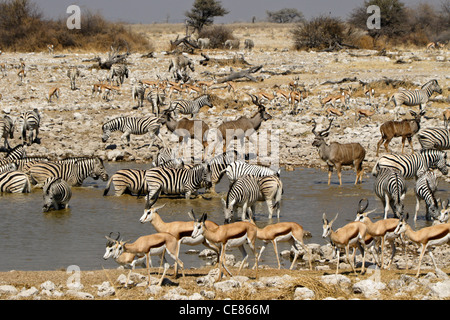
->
xmin=198 ymin=25 xmax=235 ymax=49
xmin=357 ymin=35 xmax=375 ymax=49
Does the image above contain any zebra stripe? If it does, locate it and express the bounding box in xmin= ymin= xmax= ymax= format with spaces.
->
xmin=0 ymin=162 xmax=17 ymax=173
xmin=418 ymin=128 xmax=450 ymax=150
xmin=20 ymin=108 xmax=40 ymax=146
xmin=224 ymin=160 xmax=280 ymax=185
xmin=257 ymin=175 xmax=283 ymax=219
xmin=223 ymin=175 xmax=260 ymax=223
xmin=146 ymin=87 xmax=166 ymax=116
xmin=67 ymin=66 xmax=80 ymax=90
xmin=391 ymin=80 xmax=442 ymax=109
xmin=207 ymin=150 xmax=239 ymax=193
xmin=414 ymin=170 xmax=439 ymax=221
xmin=4 ymin=144 xmax=26 ymax=160
xmin=0 ymin=170 xmax=31 ymax=193
xmin=103 ymin=168 xmax=147 ymax=196
xmin=373 ymin=167 xmax=407 ymax=218
xmin=110 ymin=64 xmax=129 ymax=86
xmin=144 ymin=163 xmax=211 ymax=206
xmin=102 ymin=116 xmax=163 ymax=148
xmin=169 ymin=94 xmax=212 ymax=118
xmin=42 ymin=177 xmax=72 ymax=212
xmin=0 ymin=115 xmax=14 ymax=149
xmin=29 ymin=157 xmax=108 ymax=187
xmin=373 ymin=149 xmax=448 ymax=179
xmin=132 ymin=80 xmax=147 ymax=109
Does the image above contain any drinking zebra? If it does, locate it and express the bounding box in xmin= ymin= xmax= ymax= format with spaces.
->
xmin=110 ymin=63 xmax=129 ymax=86
xmin=223 ymin=160 xmax=280 ymax=185
xmin=42 ymin=177 xmax=72 ymax=212
xmin=222 ymin=175 xmax=261 ymax=223
xmin=414 ymin=170 xmax=439 ymax=221
xmin=20 ymin=108 xmax=40 ymax=146
xmin=131 ymin=80 xmax=147 ymax=109
xmin=67 ymin=66 xmax=80 ymax=90
xmin=101 ymin=116 xmax=165 ymax=148
xmin=0 ymin=115 xmax=14 ymax=150
xmin=144 ymin=163 xmax=212 ymax=207
xmin=167 ymin=94 xmax=213 ymax=118
xmin=372 ymin=149 xmax=448 ymax=179
xmin=29 ymin=157 xmax=108 ymax=187
xmin=418 ymin=128 xmax=450 ymax=150
xmin=103 ymin=168 xmax=147 ymax=196
xmin=373 ymin=167 xmax=407 ymax=219
xmin=206 ymin=150 xmax=239 ymax=194
xmin=389 ymin=79 xmax=442 ymax=119
xmin=0 ymin=170 xmax=31 ymax=193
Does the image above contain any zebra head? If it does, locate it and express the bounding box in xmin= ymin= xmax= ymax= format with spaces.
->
xmin=89 ymin=157 xmax=109 ymax=181
xmin=221 ymin=198 xmax=235 ymax=224
xmin=422 ymin=79 xmax=442 ymax=95
xmin=102 ymin=126 xmax=111 ymax=143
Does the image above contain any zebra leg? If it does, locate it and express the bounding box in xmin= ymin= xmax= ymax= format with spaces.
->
xmin=266 ymin=199 xmax=274 ymax=219
xmin=383 ymin=194 xmax=391 ymax=219
xmin=121 ymin=131 xmax=131 ymax=147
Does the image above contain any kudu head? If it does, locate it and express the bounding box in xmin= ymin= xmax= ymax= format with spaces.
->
xmin=312 ymin=118 xmax=333 ymax=147
xmin=248 ymin=93 xmax=272 ymax=121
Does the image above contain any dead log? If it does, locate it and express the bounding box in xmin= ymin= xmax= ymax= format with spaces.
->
xmin=215 ymin=65 xmax=263 ymax=83
xmin=321 ymin=77 xmax=358 ymax=85
xmin=170 ymin=35 xmax=198 ymax=50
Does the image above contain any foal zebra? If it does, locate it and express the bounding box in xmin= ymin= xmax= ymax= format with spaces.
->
xmin=414 ymin=170 xmax=439 ymax=221
xmin=144 ymin=163 xmax=212 ymax=207
xmin=223 ymin=160 xmax=280 ymax=185
xmin=389 ymin=79 xmax=442 ymax=118
xmin=29 ymin=157 xmax=108 ymax=187
xmin=42 ymin=177 xmax=72 ymax=212
xmin=0 ymin=115 xmax=14 ymax=150
xmin=418 ymin=128 xmax=450 ymax=151
xmin=372 ymin=149 xmax=448 ymax=179
xmin=373 ymin=167 xmax=407 ymax=219
xmin=102 ymin=116 xmax=165 ymax=148
xmin=103 ymin=168 xmax=147 ymax=196
xmin=168 ymin=95 xmax=213 ymax=118
xmin=20 ymin=108 xmax=40 ymax=146
xmin=0 ymin=170 xmax=31 ymax=193
xmin=222 ymin=175 xmax=261 ymax=223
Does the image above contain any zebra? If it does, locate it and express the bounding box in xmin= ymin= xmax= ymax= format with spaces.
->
xmin=257 ymin=175 xmax=283 ymax=219
xmin=0 ymin=170 xmax=31 ymax=193
xmin=29 ymin=157 xmax=108 ymax=187
xmin=373 ymin=167 xmax=407 ymax=219
xmin=67 ymin=66 xmax=80 ymax=90
xmin=168 ymin=54 xmax=194 ymax=82
xmin=146 ymin=87 xmax=166 ymax=116
xmin=244 ymin=39 xmax=254 ymax=51
xmin=42 ymin=177 xmax=72 ymax=212
xmin=0 ymin=115 xmax=14 ymax=150
xmin=101 ymin=116 xmax=165 ymax=148
xmin=103 ymin=168 xmax=148 ymax=196
xmin=144 ymin=163 xmax=212 ymax=207
xmin=168 ymin=94 xmax=213 ymax=118
xmin=131 ymin=80 xmax=147 ymax=109
xmin=222 ymin=175 xmax=261 ymax=223
xmin=197 ymin=38 xmax=210 ymax=49
xmin=0 ymin=162 xmax=17 ymax=174
xmin=223 ymin=160 xmax=280 ymax=186
xmin=389 ymin=79 xmax=442 ymax=118
xmin=20 ymin=108 xmax=40 ymax=146
xmin=414 ymin=169 xmax=439 ymax=221
xmin=372 ymin=149 xmax=448 ymax=179
xmin=110 ymin=63 xmax=129 ymax=86
xmin=417 ymin=128 xmax=450 ymax=151
xmin=4 ymin=144 xmax=26 ymax=160
xmin=206 ymin=150 xmax=239 ymax=194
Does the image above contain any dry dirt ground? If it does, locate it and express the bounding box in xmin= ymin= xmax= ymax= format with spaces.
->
xmin=0 ymin=23 xmax=449 ymax=301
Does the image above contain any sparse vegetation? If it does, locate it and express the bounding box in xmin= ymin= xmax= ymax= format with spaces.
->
xmin=198 ymin=25 xmax=235 ymax=49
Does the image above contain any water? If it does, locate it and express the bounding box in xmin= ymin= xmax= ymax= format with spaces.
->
xmin=0 ymin=162 xmax=446 ymax=271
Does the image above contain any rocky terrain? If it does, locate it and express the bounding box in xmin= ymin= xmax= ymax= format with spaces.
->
xmin=0 ymin=23 xmax=449 ymax=300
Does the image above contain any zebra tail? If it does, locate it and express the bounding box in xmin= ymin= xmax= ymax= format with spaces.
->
xmin=103 ymin=176 xmax=113 ymax=196
xmin=274 ymin=184 xmax=283 ymax=208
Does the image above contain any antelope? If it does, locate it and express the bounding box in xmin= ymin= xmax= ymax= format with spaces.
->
xmin=256 ymin=90 xmax=276 ymax=103
xmin=141 ymin=80 xmax=159 ymax=88
xmin=376 ymin=110 xmax=425 ymax=156
xmin=47 ymin=44 xmax=54 ymax=54
xmin=326 ymin=107 xmax=343 ymax=117
xmin=394 ymin=213 xmax=450 ymax=277
xmin=197 ymin=80 xmax=215 ymax=93
xmin=103 ymin=232 xmax=148 ymax=270
xmin=184 ymin=83 xmax=203 ymax=97
xmin=226 ymin=81 xmax=237 ymax=100
xmin=104 ymin=231 xmax=185 ymax=287
xmin=139 ymin=205 xmax=220 ymax=275
xmin=437 ymin=199 xmax=450 ymax=224
xmin=363 ymin=85 xmax=375 ymax=105
xmin=17 ymin=69 xmax=26 ymax=84
xmin=320 ymin=91 xmax=349 ymax=109
xmin=426 ymin=42 xmax=445 ymax=52
xmin=248 ymin=217 xmax=312 ymax=270
xmin=354 ymin=199 xmax=401 ymax=269
xmin=167 ymin=83 xmax=184 ymax=98
xmin=158 ymin=109 xmax=210 ymax=151
xmin=215 ymin=94 xmax=272 ymax=153
xmin=191 ymin=212 xmax=258 ymax=281
xmin=355 ymin=106 xmax=377 ymax=122
xmin=322 ymin=212 xmax=367 ymax=275
xmin=311 ymin=118 xmax=366 ymax=185
xmin=443 ymin=109 xmax=450 ymax=128
xmin=47 ymin=87 xmax=60 ymax=103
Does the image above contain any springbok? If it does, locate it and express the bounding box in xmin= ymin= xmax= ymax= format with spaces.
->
xmin=312 ymin=118 xmax=366 ymax=185
xmin=376 ymin=110 xmax=425 ymax=156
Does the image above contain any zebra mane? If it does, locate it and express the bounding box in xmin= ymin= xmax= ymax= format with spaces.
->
xmin=43 ymin=177 xmax=60 ymax=194
xmin=421 ymin=79 xmax=438 ymax=89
